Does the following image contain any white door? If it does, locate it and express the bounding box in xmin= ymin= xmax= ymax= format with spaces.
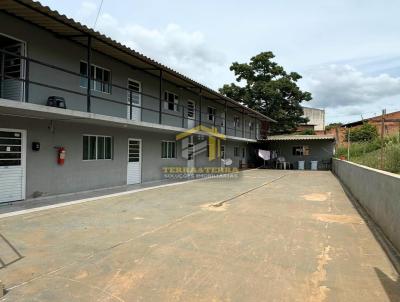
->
xmin=127 ymin=79 xmax=141 ymax=121
xmin=0 ymin=129 xmax=26 ymax=203
xmin=220 ymin=112 xmax=225 ymax=134
xmin=0 ymin=35 xmax=26 ymax=102
xmin=127 ymin=139 xmax=141 ymax=184
xmin=187 ymin=100 xmax=195 ymax=128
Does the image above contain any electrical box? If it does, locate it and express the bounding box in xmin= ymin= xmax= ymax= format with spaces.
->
xmin=32 ymin=142 xmax=40 ymax=151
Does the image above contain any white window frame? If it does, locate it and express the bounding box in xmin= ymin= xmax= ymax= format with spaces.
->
xmin=207 ymin=106 xmax=216 ymax=122
xmin=292 ymin=145 xmax=310 ymax=156
xmin=127 ymin=79 xmax=141 ymax=104
xmin=80 ymin=61 xmax=111 ymax=94
xmin=0 ymin=33 xmax=27 ymax=102
xmin=83 ymin=135 xmax=113 ymax=161
xmin=161 ymin=141 xmax=177 ymax=159
xmin=164 ymin=91 xmax=179 ymax=112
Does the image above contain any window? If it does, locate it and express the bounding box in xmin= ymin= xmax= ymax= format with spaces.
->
xmin=234 ymin=116 xmax=240 ymax=127
xmin=164 ymin=91 xmax=179 ymax=111
xmin=292 ymin=145 xmax=310 ymax=156
xmin=127 ymin=80 xmax=141 ymax=105
xmin=80 ymin=61 xmax=111 ymax=93
xmin=249 ymin=121 xmax=254 ymax=131
xmin=234 ymin=146 xmax=239 ymax=157
xmin=207 ymin=107 xmax=216 ymax=122
xmin=161 ymin=141 xmax=176 ymax=159
xmin=83 ymin=135 xmax=113 ymax=160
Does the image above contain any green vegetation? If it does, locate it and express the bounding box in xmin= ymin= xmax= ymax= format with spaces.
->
xmin=297 ymin=129 xmax=315 ymax=135
xmin=325 ymin=123 xmax=342 ymax=131
xmin=344 ymin=122 xmax=378 ymax=142
xmin=219 ymin=51 xmax=312 ymax=134
xmin=336 ymin=135 xmax=400 ymax=174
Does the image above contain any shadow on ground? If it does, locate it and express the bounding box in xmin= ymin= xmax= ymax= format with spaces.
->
xmin=375 ymin=268 xmax=400 ymax=302
xmin=0 ymin=232 xmax=23 ymax=269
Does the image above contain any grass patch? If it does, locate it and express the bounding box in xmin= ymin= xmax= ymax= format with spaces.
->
xmin=336 ymin=136 xmax=400 ymax=174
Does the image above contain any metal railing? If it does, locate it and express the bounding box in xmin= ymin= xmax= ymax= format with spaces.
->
xmin=0 ymin=48 xmax=268 ymax=139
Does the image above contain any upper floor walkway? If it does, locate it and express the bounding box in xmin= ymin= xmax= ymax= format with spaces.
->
xmin=0 ymin=0 xmax=274 ymax=141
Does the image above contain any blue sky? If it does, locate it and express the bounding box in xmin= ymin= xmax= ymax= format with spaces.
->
xmin=39 ymin=0 xmax=400 ymax=123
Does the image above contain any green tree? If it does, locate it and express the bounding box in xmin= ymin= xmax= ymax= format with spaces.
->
xmin=345 ymin=123 xmax=378 ymax=142
xmin=325 ymin=122 xmax=342 ymax=131
xmin=219 ymin=51 xmax=312 ymax=133
xmin=298 ymin=129 xmax=316 ymax=135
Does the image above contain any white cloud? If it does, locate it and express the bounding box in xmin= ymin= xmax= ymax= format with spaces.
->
xmin=76 ymin=1 xmax=98 ymax=21
xmin=302 ymin=64 xmax=400 ymax=109
xmin=73 ymin=6 xmax=227 ymax=88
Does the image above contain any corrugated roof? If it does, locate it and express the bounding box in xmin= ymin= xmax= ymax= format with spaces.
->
xmin=0 ymin=0 xmax=276 ymax=122
xmin=341 ymin=110 xmax=400 ymax=127
xmin=263 ymin=135 xmax=335 ymax=141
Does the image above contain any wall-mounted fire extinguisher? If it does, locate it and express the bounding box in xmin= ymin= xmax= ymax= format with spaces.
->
xmin=57 ymin=147 xmax=66 ymax=165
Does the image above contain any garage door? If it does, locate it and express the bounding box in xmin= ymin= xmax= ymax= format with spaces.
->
xmin=0 ymin=129 xmax=26 ymax=203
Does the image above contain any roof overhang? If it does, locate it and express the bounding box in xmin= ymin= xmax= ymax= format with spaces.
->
xmin=262 ymin=135 xmax=335 ymax=141
xmin=0 ymin=0 xmax=275 ymax=123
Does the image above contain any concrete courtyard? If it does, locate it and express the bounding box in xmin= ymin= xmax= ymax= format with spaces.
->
xmin=0 ymin=169 xmax=399 ymax=301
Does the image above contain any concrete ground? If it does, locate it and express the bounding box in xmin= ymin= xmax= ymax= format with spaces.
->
xmin=0 ymin=169 xmax=399 ymax=302
xmin=0 ymin=178 xmax=182 ymax=215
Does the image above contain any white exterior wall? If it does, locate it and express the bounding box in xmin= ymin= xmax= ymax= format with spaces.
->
xmin=302 ymin=107 xmax=325 ymax=131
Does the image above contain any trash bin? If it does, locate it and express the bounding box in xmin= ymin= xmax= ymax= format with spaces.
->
xmin=311 ymin=161 xmax=318 ymax=170
xmin=298 ymin=160 xmax=305 ymax=170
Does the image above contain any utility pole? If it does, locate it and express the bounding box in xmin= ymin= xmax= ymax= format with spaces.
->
xmin=347 ymin=127 xmax=351 ymax=161
xmin=380 ymin=109 xmax=386 ymax=170
xmin=335 ymin=126 xmax=339 ymax=149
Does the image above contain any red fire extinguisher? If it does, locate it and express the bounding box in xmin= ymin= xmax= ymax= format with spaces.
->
xmin=57 ymin=147 xmax=66 ymax=165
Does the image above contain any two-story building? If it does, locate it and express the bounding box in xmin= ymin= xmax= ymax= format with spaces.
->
xmin=0 ymin=0 xmax=274 ymax=203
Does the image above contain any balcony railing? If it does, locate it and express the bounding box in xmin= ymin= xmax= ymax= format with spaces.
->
xmin=0 ymin=48 xmax=268 ymax=140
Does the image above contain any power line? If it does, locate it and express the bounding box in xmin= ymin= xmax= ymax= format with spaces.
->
xmin=93 ymin=0 xmax=104 ymax=29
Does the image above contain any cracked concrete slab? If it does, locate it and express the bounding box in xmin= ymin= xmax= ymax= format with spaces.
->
xmin=0 ymin=170 xmax=399 ymax=301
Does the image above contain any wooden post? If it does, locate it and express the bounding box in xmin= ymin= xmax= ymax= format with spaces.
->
xmin=398 ymin=121 xmax=400 ymax=142
xmin=347 ymin=127 xmax=351 ymax=161
xmin=380 ymin=109 xmax=386 ymax=169
xmin=335 ymin=126 xmax=339 ymax=149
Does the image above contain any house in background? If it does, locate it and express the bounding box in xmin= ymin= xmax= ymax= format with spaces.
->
xmin=256 ymin=135 xmax=335 ymax=170
xmin=0 ymin=0 xmax=274 ymax=203
xmin=324 ymin=110 xmax=400 ymax=145
xmin=297 ymin=107 xmax=325 ymax=133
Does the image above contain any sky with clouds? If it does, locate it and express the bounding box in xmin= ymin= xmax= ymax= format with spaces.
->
xmin=39 ymin=0 xmax=400 ymax=124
